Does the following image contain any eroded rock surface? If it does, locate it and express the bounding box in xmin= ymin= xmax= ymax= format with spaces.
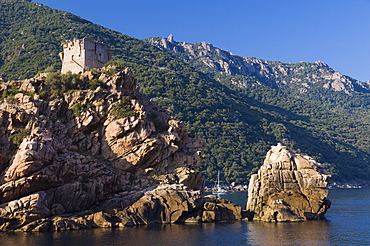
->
xmin=0 ymin=66 xmax=210 ymax=231
xmin=14 ymin=184 xmax=242 ymax=232
xmin=246 ymin=143 xmax=331 ymax=222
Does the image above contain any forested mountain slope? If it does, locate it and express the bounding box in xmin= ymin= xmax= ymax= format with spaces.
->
xmin=1 ymin=0 xmax=370 ymax=184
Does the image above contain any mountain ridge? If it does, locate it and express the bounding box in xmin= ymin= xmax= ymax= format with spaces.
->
xmin=148 ymin=35 xmax=370 ymax=94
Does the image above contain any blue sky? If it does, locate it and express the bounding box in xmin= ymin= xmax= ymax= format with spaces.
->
xmin=34 ymin=0 xmax=370 ymax=81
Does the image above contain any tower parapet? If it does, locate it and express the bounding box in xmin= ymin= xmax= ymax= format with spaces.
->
xmin=59 ymin=37 xmax=113 ymax=74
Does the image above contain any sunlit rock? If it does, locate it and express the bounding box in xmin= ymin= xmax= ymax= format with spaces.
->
xmin=245 ymin=143 xmax=331 ymax=222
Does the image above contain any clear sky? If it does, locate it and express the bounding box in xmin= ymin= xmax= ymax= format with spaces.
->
xmin=34 ymin=0 xmax=370 ymax=81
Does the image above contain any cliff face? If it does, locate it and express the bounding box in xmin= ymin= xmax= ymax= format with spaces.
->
xmin=245 ymin=143 xmax=331 ymax=222
xmin=148 ymin=35 xmax=370 ymax=93
xmin=0 ymin=66 xmax=210 ymax=231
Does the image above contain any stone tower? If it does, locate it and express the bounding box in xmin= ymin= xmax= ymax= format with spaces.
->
xmin=59 ymin=37 xmax=113 ymax=74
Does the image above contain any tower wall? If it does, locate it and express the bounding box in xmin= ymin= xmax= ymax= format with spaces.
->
xmin=60 ymin=38 xmax=113 ymax=74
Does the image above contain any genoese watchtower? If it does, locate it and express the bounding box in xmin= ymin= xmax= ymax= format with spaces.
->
xmin=59 ymin=37 xmax=113 ymax=74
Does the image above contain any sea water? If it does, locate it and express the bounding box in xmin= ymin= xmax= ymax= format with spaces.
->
xmin=2 ymin=188 xmax=370 ymax=246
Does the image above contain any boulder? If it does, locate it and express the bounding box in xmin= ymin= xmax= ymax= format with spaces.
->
xmin=115 ymin=184 xmax=202 ymax=226
xmin=245 ymin=143 xmax=331 ymax=222
xmin=202 ymin=195 xmax=242 ymax=222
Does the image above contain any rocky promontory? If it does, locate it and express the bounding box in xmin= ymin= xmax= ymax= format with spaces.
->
xmin=0 ymin=66 xmax=241 ymax=231
xmin=245 ymin=143 xmax=331 ymax=222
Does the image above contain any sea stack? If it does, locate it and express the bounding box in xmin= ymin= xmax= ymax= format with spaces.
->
xmin=245 ymin=143 xmax=331 ymax=222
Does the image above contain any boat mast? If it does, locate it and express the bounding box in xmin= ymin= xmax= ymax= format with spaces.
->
xmin=217 ymin=170 xmax=220 ymax=189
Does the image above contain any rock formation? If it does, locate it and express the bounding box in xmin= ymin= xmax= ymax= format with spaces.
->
xmin=148 ymin=35 xmax=370 ymax=93
xmin=0 ymin=66 xmax=242 ymax=231
xmin=245 ymin=143 xmax=331 ymax=222
xmin=12 ymin=184 xmax=242 ymax=231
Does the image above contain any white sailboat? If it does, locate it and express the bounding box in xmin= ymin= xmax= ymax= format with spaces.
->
xmin=212 ymin=170 xmax=227 ymax=195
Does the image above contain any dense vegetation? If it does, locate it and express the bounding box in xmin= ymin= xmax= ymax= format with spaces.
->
xmin=147 ymin=38 xmax=370 ymax=184
xmin=1 ymin=0 xmax=370 ymax=184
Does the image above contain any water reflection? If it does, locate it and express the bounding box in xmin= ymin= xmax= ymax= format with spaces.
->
xmin=1 ymin=223 xmax=242 ymax=246
xmin=246 ymin=220 xmax=331 ymax=246
xmin=2 ymin=189 xmax=370 ymax=246
xmin=1 ymin=220 xmax=332 ymax=246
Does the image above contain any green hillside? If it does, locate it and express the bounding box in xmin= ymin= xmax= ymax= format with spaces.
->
xmin=1 ymin=0 xmax=370 ymax=184
xmin=147 ymin=37 xmax=370 ymax=184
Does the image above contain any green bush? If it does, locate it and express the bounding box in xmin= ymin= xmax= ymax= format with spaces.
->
xmin=102 ymin=61 xmax=124 ymax=77
xmin=103 ymin=60 xmax=123 ymax=69
xmin=90 ymin=68 xmax=99 ymax=74
xmin=5 ymin=95 xmax=18 ymax=104
xmin=1 ymin=89 xmax=17 ymax=101
xmin=72 ymin=103 xmax=92 ymax=117
xmin=121 ymin=96 xmax=131 ymax=105
xmin=88 ymin=79 xmax=106 ymax=90
xmin=103 ymin=67 xmax=117 ymax=77
xmin=110 ymin=96 xmax=139 ymax=119
xmin=45 ymin=72 xmax=63 ymax=98
xmin=39 ymin=91 xmax=49 ymax=100
xmin=66 ymin=89 xmax=79 ymax=95
xmin=43 ymin=66 xmax=56 ymax=73
xmin=24 ymin=91 xmax=35 ymax=97
xmin=9 ymin=129 xmax=31 ymax=149
xmin=45 ymin=71 xmax=83 ymax=98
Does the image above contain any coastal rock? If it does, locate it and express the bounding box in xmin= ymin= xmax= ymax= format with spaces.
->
xmin=0 ymin=67 xmax=207 ymax=231
xmin=245 ymin=143 xmax=331 ymax=222
xmin=116 ymin=184 xmax=202 ymax=226
xmin=15 ymin=184 xmax=242 ymax=231
xmin=201 ymin=195 xmax=242 ymax=222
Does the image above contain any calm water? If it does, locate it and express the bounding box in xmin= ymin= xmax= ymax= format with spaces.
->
xmin=2 ymin=188 xmax=370 ymax=246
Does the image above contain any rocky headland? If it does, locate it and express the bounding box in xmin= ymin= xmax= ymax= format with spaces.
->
xmin=0 ymin=66 xmax=241 ymax=231
xmin=0 ymin=64 xmax=335 ymax=231
xmin=245 ymin=143 xmax=331 ymax=222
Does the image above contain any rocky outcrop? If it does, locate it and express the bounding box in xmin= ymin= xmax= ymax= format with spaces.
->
xmin=0 ymin=66 xmax=209 ymax=231
xmin=245 ymin=143 xmax=331 ymax=222
xmin=11 ymin=184 xmax=242 ymax=232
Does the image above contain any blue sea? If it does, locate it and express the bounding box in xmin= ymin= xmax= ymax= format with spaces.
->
xmin=2 ymin=188 xmax=369 ymax=246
